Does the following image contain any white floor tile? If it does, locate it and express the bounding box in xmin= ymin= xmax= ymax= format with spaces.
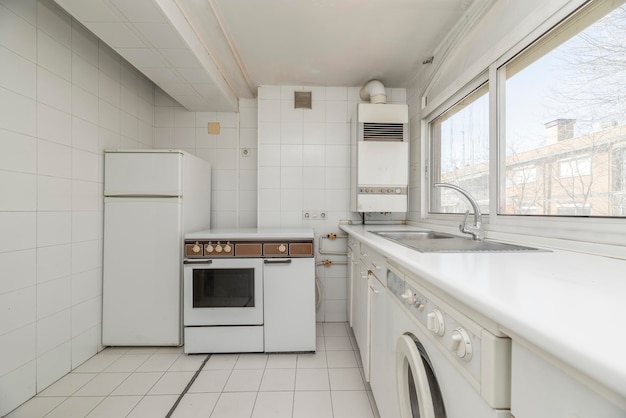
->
xmin=322 ymin=322 xmax=348 ymax=337
xmin=188 ymin=370 xmax=231 ymax=393
xmin=295 ymin=368 xmax=330 ymax=391
xmin=296 ymin=351 xmax=327 ymax=369
xmin=103 ymin=354 xmax=150 ymax=372
xmin=167 ymin=354 xmax=207 ymax=371
xmin=149 ymin=371 xmax=195 ymax=395
xmin=135 ymin=354 xmax=181 ymax=372
xmin=73 ymin=353 xmax=120 ymax=373
xmin=73 ymin=373 xmax=130 ymax=396
xmin=5 ymin=396 xmax=65 ymax=418
xmin=259 ymin=369 xmax=296 ymax=391
xmin=328 ymin=368 xmax=365 ymax=391
xmin=210 ymin=392 xmax=256 ymax=418
xmin=326 ymin=350 xmax=358 ymax=368
xmin=324 ymin=336 xmax=353 ymax=351
xmin=37 ymin=372 xmax=96 ymax=396
xmin=84 ymin=395 xmax=141 ymax=418
xmin=224 ymin=369 xmax=263 ymax=392
xmin=44 ymin=396 xmax=103 ymax=418
xmin=234 ymin=353 xmax=268 ymax=369
xmin=204 ymin=354 xmax=238 ymax=370
xmin=110 ymin=372 xmax=163 ymax=396
xmin=121 ymin=347 xmax=159 ymax=355
xmin=251 ymin=391 xmax=293 ymax=418
xmin=266 ymin=354 xmax=297 ymax=369
xmin=316 ymin=336 xmax=325 ymax=351
xmin=292 ymin=391 xmax=333 ymax=418
xmin=331 ymin=390 xmax=374 ymax=418
xmin=171 ymin=393 xmax=219 ymax=418
xmin=126 ymin=394 xmax=178 ymax=418
xmin=156 ymin=346 xmax=184 ymax=354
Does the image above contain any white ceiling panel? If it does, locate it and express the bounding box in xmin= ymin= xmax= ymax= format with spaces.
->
xmin=134 ymin=22 xmax=188 ymax=50
xmin=108 ymin=0 xmax=165 ymax=23
xmin=54 ymin=0 xmax=120 ymax=22
xmin=158 ymin=48 xmax=200 ymax=68
xmin=87 ymin=22 xmax=145 ymax=48
xmin=116 ymin=48 xmax=167 ymax=68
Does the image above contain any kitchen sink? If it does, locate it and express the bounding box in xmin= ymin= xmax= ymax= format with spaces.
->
xmin=371 ymin=230 xmax=547 ymax=253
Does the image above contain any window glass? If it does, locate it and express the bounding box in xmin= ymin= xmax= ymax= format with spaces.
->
xmin=502 ymin=3 xmax=626 ymax=217
xmin=430 ymin=83 xmax=489 ymax=214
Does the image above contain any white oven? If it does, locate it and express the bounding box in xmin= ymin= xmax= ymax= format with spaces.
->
xmin=183 ymin=258 xmax=263 ymax=326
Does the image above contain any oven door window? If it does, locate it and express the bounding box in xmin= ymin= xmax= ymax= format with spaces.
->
xmin=193 ymin=268 xmax=255 ymax=308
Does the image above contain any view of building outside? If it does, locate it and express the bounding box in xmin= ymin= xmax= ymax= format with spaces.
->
xmin=432 ymin=4 xmax=626 ymax=218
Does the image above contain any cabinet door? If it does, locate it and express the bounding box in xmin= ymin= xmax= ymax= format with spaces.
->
xmin=352 ymin=260 xmax=371 ymax=381
xmin=264 ymin=258 xmax=316 ymax=352
xmin=369 ymin=274 xmax=386 ymax=397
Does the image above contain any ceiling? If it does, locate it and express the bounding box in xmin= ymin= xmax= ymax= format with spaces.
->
xmin=53 ymin=0 xmax=476 ymax=112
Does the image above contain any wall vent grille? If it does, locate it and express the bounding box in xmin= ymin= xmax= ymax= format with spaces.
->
xmin=363 ymin=123 xmax=404 ymax=141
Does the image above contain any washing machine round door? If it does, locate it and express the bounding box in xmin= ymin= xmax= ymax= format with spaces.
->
xmin=397 ymin=333 xmax=447 ymax=418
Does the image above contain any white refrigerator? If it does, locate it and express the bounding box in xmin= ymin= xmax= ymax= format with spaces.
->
xmin=102 ymin=150 xmax=211 ymax=346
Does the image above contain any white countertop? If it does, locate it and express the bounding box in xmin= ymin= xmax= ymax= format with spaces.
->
xmin=340 ymin=223 xmax=626 ymax=401
xmin=185 ymin=227 xmax=314 ymax=240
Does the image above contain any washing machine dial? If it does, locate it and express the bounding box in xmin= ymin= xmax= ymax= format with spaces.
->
xmin=224 ymin=243 xmax=232 ymax=253
xmin=215 ymin=244 xmax=223 ymax=253
xmin=450 ymin=328 xmax=473 ymax=360
xmin=401 ymin=289 xmax=417 ymax=305
xmin=427 ymin=309 xmax=445 ymax=336
xmin=205 ymin=243 xmax=214 ymax=253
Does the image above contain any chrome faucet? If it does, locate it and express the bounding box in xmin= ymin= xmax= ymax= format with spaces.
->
xmin=434 ymin=183 xmax=484 ymax=241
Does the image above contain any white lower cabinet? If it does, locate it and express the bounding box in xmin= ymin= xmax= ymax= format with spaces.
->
xmin=352 ymin=259 xmax=370 ymax=380
xmin=511 ymin=341 xmax=626 ymax=418
xmin=264 ymin=258 xmax=316 ymax=352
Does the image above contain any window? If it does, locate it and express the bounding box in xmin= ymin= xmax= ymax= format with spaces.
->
xmin=501 ymin=2 xmax=626 ymax=217
xmin=430 ymin=83 xmax=489 ymax=214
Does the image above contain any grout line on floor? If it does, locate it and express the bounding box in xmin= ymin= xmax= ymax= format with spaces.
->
xmin=164 ymin=354 xmax=211 ymax=418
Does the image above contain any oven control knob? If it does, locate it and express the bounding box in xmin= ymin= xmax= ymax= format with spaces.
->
xmin=278 ymin=244 xmax=287 ymax=253
xmin=215 ymin=244 xmax=223 ymax=253
xmin=192 ymin=244 xmax=201 ymax=254
xmin=450 ymin=328 xmax=473 ymax=360
xmin=401 ymin=289 xmax=417 ymax=305
xmin=396 ymin=188 xmax=402 ymax=194
xmin=224 ymin=244 xmax=232 ymax=253
xmin=205 ymin=244 xmax=214 ymax=253
xmin=427 ymin=309 xmax=445 ymax=336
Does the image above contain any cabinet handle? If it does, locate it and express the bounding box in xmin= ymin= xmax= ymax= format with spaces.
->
xmin=183 ymin=259 xmax=213 ymax=265
xmin=369 ymin=285 xmax=380 ymax=294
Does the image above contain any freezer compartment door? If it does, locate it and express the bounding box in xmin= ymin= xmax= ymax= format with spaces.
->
xmin=103 ymin=198 xmax=182 ymax=346
xmin=105 ymin=151 xmax=183 ymax=196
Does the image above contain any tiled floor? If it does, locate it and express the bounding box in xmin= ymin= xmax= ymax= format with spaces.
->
xmin=6 ymin=323 xmax=380 ymax=418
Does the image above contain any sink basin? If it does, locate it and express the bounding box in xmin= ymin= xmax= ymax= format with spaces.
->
xmin=371 ymin=230 xmax=547 ymax=253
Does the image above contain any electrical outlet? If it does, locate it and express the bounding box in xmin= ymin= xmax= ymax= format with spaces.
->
xmin=302 ymin=210 xmax=327 ymax=220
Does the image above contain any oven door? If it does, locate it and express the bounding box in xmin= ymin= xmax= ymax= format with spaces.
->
xmin=183 ymin=258 xmax=263 ymax=326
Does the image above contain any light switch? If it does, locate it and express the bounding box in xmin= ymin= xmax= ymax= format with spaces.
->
xmin=208 ymin=122 xmax=220 ymax=134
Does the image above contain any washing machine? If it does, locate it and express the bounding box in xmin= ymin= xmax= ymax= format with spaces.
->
xmin=381 ymin=263 xmax=512 ymax=418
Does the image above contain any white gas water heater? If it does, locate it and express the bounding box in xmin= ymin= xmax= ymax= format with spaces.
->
xmin=350 ymin=80 xmax=409 ymax=213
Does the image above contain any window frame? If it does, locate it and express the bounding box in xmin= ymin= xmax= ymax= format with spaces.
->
xmin=420 ymin=0 xmax=626 ymax=256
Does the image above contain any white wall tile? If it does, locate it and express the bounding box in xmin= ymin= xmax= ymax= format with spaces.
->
xmin=0 ymin=130 xmax=37 ymax=174
xmin=99 ymin=71 xmax=121 ymax=107
xmin=72 ymin=117 xmax=99 ymax=152
xmin=280 ymin=166 xmax=302 ymax=190
xmin=258 ymin=86 xmax=280 ymax=100
xmin=72 ymin=240 xmax=101 ymax=274
xmin=121 ymin=85 xmax=138 ymax=116
xmin=0 ymin=0 xmax=36 ymax=25
xmin=71 ymin=22 xmax=99 ymax=66
xmin=37 ymin=211 xmax=71 ymax=247
xmin=36 ymin=341 xmax=71 ymax=392
xmin=98 ymin=43 xmax=121 ymax=82
xmin=324 ymin=300 xmax=347 ymax=322
xmin=120 ymin=111 xmax=138 ymax=140
xmin=325 ymin=87 xmax=348 ymax=101
xmin=38 ymin=68 xmax=71 ymax=113
xmin=302 ymin=122 xmax=325 ymax=144
xmin=99 ymin=99 xmax=120 ymax=133
xmin=325 ymin=100 xmax=348 ymax=123
xmin=0 ymin=212 xmax=36 ymax=252
xmin=72 ymin=149 xmax=99 ymax=182
xmin=0 ymin=287 xmax=36 ymax=335
xmin=258 ymin=166 xmax=280 ymax=190
xmin=280 ymin=100 xmax=302 ymax=123
xmin=216 ymin=127 xmax=237 ymax=149
xmin=240 ymin=106 xmax=257 ymax=129
xmin=215 ymin=148 xmax=238 ymax=170
xmin=239 ymin=128 xmax=257 ymax=149
xmin=72 ymin=180 xmax=101 ymax=211
xmin=37 ymin=176 xmax=71 ymax=211
xmin=239 ymin=169 xmax=257 ymax=191
xmin=71 ymin=327 xmax=98 ymax=369
xmin=37 ymin=0 xmax=71 ymax=47
xmin=36 ymin=308 xmax=70 ymax=355
xmin=0 ymin=362 xmax=36 ymax=417
xmin=37 ymin=103 xmax=71 ymax=145
xmin=71 ymin=297 xmax=99 ymax=338
xmin=281 ymin=144 xmax=302 ymax=167
xmin=325 ymin=145 xmax=349 ymax=167
xmin=239 ymin=190 xmax=256 ymax=211
xmin=0 ymin=324 xmax=36 ymax=377
xmin=71 ymin=269 xmax=99 ymax=305
xmin=72 ymin=211 xmax=101 ymax=242
xmin=99 ymin=127 xmax=121 ymax=151
xmin=38 ymin=139 xmax=71 ymax=178
xmin=258 ymin=189 xmax=281 ymax=212
xmin=302 ymin=100 xmax=326 ymax=123
xmin=302 ymin=145 xmax=325 ymax=167
xmin=302 ymin=188 xmax=325 ymax=208
xmin=71 ymin=53 xmax=98 ymax=95
xmin=258 ymin=99 xmax=280 ymax=122
xmin=212 ymin=169 xmax=237 ymax=191
xmin=71 ymin=85 xmax=99 ymax=124
xmin=0 ymin=249 xmax=36 ymax=294
xmin=0 ymin=87 xmax=37 ymax=136
xmin=37 ymin=30 xmax=71 ymax=80
xmin=280 ymin=122 xmax=302 ymax=144
xmin=0 ymin=171 xmax=37 ymax=211
xmin=325 ymin=167 xmax=350 ymax=190
xmin=325 ymin=123 xmax=349 ymax=145
xmin=258 ymin=122 xmax=280 ymax=145
xmin=174 ymin=127 xmax=195 ymax=149
xmin=0 ymin=4 xmax=37 ymax=61
xmin=280 ymin=190 xmax=302 ymax=211
xmin=36 ymin=244 xmax=71 ymax=284
xmin=0 ymin=45 xmax=36 ymax=98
